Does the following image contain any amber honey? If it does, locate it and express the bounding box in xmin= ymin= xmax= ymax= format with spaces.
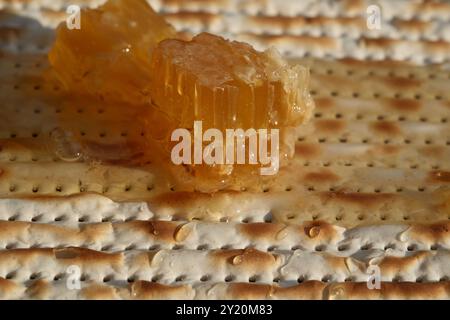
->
xmin=48 ymin=0 xmax=176 ymax=105
xmin=149 ymin=32 xmax=314 ymax=132
xmin=48 ymin=0 xmax=315 ymax=191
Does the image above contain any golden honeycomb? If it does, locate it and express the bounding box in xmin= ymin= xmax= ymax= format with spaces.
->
xmin=149 ymin=32 xmax=314 ymax=132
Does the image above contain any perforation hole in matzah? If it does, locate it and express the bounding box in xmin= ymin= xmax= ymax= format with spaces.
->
xmin=0 ymin=0 xmax=450 ymax=300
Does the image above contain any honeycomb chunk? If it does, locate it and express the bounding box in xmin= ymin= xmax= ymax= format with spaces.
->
xmin=48 ymin=0 xmax=176 ymax=104
xmin=146 ymin=33 xmax=314 ymax=190
xmin=149 ymin=33 xmax=315 ymax=132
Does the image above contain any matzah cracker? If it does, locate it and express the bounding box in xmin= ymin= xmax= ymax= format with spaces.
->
xmin=0 ymin=0 xmax=449 ymax=300
xmin=3 ymin=278 xmax=450 ymax=300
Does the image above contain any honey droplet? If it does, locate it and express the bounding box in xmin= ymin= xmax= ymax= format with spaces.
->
xmin=174 ymin=223 xmax=191 ymax=242
xmin=149 ymin=221 xmax=160 ymax=236
xmin=307 ymin=226 xmax=321 ymax=238
xmin=48 ymin=127 xmax=83 ymax=162
xmin=148 ymin=250 xmax=162 ymax=267
xmin=232 ymin=254 xmax=244 ymax=265
xmin=329 ymin=285 xmax=345 ymax=300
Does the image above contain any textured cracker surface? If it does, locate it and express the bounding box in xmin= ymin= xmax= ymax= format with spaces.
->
xmin=0 ymin=0 xmax=449 ymax=299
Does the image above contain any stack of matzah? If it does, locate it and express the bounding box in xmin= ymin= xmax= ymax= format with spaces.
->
xmin=0 ymin=0 xmax=449 ymax=299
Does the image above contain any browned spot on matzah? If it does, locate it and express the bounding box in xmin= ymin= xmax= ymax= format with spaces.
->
xmin=361 ymin=37 xmax=396 ymax=48
xmin=321 ymin=192 xmax=394 ymax=207
xmin=426 ymin=40 xmax=450 ymax=51
xmin=379 ymin=251 xmax=429 ymax=273
xmin=302 ymin=221 xmax=338 ymax=242
xmin=325 ymin=282 xmax=450 ymax=299
xmin=248 ymin=15 xmax=302 ymax=29
xmin=303 ymin=169 xmax=341 ymax=184
xmin=408 ymin=221 xmax=450 ymax=243
xmin=393 ymin=18 xmax=430 ymax=32
xmin=371 ymin=121 xmax=402 ymax=136
xmin=419 ymin=146 xmax=444 ymax=159
xmin=25 ymin=280 xmax=51 ymax=299
xmin=314 ymin=97 xmax=334 ymax=109
xmin=250 ymin=16 xmax=363 ymax=29
xmin=0 ymin=277 xmax=20 ymax=297
xmin=227 ymin=283 xmax=272 ymax=299
xmin=375 ymin=145 xmax=401 ymax=155
xmin=0 ymin=248 xmax=53 ymax=261
xmin=295 ymin=143 xmax=321 ymax=158
xmin=387 ymin=99 xmax=421 ymax=112
xmin=53 ymin=247 xmax=122 ymax=264
xmin=274 ymin=281 xmax=327 ymax=299
xmin=239 ymin=223 xmax=285 ymax=240
xmin=130 ymin=281 xmax=191 ymax=299
xmin=79 ymin=223 xmax=112 ymax=241
xmin=445 ymin=101 xmax=450 ymax=109
xmin=81 ymin=284 xmax=119 ymax=300
xmin=343 ymin=0 xmax=364 ymax=12
xmin=0 ymin=221 xmax=28 ymax=237
xmin=314 ymin=119 xmax=346 ymax=134
xmin=384 ymin=77 xmax=421 ymax=90
xmin=124 ymin=221 xmax=178 ymax=243
xmin=380 ymin=281 xmax=450 ymax=299
xmin=434 ymin=188 xmax=450 ymax=217
xmin=428 ymin=171 xmax=450 ymax=183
